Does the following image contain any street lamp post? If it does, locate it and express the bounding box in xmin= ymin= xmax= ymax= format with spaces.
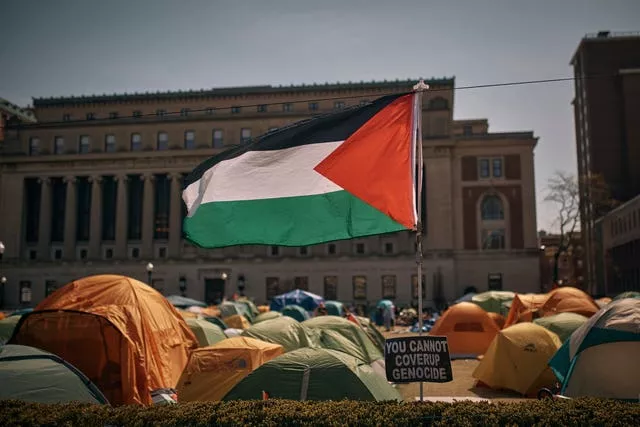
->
xmin=146 ymin=262 xmax=154 ymax=286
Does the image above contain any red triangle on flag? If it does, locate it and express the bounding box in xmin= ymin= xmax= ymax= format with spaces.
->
xmin=314 ymin=94 xmax=416 ymax=230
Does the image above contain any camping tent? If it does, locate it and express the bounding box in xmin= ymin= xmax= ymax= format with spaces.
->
xmin=471 ymin=291 xmax=515 ymax=315
xmin=504 ymin=293 xmax=548 ymax=327
xmin=472 ymin=323 xmax=561 ymax=396
xmin=9 ymin=274 xmax=197 ymax=406
xmin=219 ymin=302 xmax=252 ymax=321
xmin=270 ymin=289 xmax=324 ymax=312
xmin=237 ymin=298 xmax=260 ymax=317
xmin=0 ymin=315 xmax=21 ymax=344
xmin=242 ymin=316 xmax=318 ymax=352
xmin=177 ymin=337 xmax=284 ymax=402
xmin=186 ymin=318 xmax=227 ymax=347
xmin=356 ymin=316 xmax=386 ymax=353
xmin=325 ymin=301 xmax=345 ymax=317
xmin=487 ymin=312 xmax=506 ymax=329
xmin=549 ymin=298 xmax=640 ymax=400
xmin=0 ymin=344 xmax=108 ymax=404
xmin=613 ymin=291 xmax=640 ymax=301
xmin=539 ymin=287 xmax=599 ymax=318
xmin=204 ymin=316 xmax=228 ymax=330
xmin=282 ymin=305 xmax=310 ymax=322
xmin=533 ymin=312 xmax=588 ymax=342
xmin=223 ymin=314 xmax=251 ymax=330
xmin=253 ymin=311 xmax=282 ymax=324
xmin=166 ymin=295 xmax=208 ymax=309
xmin=223 ymin=347 xmax=401 ymax=401
xmin=429 ymin=302 xmax=500 ymax=357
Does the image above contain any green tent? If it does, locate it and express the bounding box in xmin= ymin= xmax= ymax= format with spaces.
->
xmin=282 ymin=305 xmax=309 ymax=322
xmin=471 ymin=291 xmax=515 ymax=315
xmin=186 ymin=318 xmax=227 ymax=347
xmin=325 ymin=301 xmax=345 ymax=317
xmin=219 ymin=302 xmax=253 ymax=322
xmin=613 ymin=291 xmax=640 ymax=301
xmin=303 ymin=317 xmax=382 ymax=364
xmin=223 ymin=347 xmax=401 ymax=401
xmin=242 ymin=316 xmax=318 ymax=352
xmin=0 ymin=344 xmax=108 ymax=404
xmin=0 ymin=315 xmax=21 ymax=344
xmin=204 ymin=316 xmax=228 ymax=330
xmin=254 ymin=311 xmax=282 ymax=324
xmin=237 ymin=298 xmax=260 ymax=317
xmin=357 ymin=316 xmax=386 ymax=353
xmin=534 ymin=312 xmax=588 ymax=342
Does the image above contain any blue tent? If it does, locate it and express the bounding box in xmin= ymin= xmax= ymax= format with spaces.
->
xmin=270 ymin=289 xmax=324 ymax=312
xmin=376 ymin=299 xmax=393 ymax=309
xmin=166 ymin=295 xmax=207 ymax=308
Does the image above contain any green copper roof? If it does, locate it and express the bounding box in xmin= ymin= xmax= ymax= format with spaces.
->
xmin=0 ymin=98 xmax=37 ymax=123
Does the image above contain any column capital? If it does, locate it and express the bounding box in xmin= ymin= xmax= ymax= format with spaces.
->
xmin=141 ymin=173 xmax=156 ymax=182
xmin=63 ymin=176 xmax=77 ymax=184
xmin=37 ymin=177 xmax=50 ymax=185
xmin=168 ymin=172 xmax=184 ymax=181
xmin=114 ymin=174 xmax=128 ymax=183
xmin=88 ymin=175 xmax=103 ymax=184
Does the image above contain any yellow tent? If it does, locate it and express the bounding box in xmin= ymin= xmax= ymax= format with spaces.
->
xmin=177 ymin=336 xmax=284 ymax=402
xmin=224 ymin=314 xmax=251 ymax=329
xmin=472 ymin=323 xmax=561 ymax=396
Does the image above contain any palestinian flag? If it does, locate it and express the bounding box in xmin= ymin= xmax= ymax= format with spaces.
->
xmin=183 ymin=92 xmax=420 ymax=248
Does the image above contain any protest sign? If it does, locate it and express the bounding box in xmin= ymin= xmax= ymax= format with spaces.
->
xmin=385 ymin=335 xmax=453 ymax=383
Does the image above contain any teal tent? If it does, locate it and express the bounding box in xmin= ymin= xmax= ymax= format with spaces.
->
xmin=325 ymin=301 xmax=345 ymax=317
xmin=0 ymin=315 xmax=21 ymax=344
xmin=613 ymin=291 xmax=640 ymax=301
xmin=282 ymin=305 xmax=309 ymax=322
xmin=0 ymin=344 xmax=108 ymax=404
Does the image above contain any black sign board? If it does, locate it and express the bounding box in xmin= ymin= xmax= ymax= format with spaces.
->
xmin=384 ymin=336 xmax=453 ymax=383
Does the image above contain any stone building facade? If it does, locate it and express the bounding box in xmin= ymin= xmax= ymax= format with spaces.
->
xmin=0 ymin=78 xmax=540 ymax=309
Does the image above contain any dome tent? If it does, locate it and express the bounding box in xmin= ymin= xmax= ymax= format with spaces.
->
xmin=10 ymin=274 xmax=197 ymax=406
xmin=539 ymin=287 xmax=599 ymax=318
xmin=325 ymin=300 xmax=345 ymax=317
xmin=223 ymin=347 xmax=401 ymax=401
xmin=186 ymin=318 xmax=227 ymax=347
xmin=549 ymin=298 xmax=640 ymax=400
xmin=0 ymin=344 xmax=108 ymax=405
xmin=242 ymin=316 xmax=318 ymax=352
xmin=471 ymin=291 xmax=515 ymax=315
xmin=0 ymin=315 xmax=21 ymax=344
xmin=270 ymin=289 xmax=324 ymax=312
xmin=282 ymin=304 xmax=310 ymax=322
xmin=253 ymin=311 xmax=282 ymax=324
xmin=166 ymin=295 xmax=207 ymax=309
xmin=533 ymin=312 xmax=588 ymax=342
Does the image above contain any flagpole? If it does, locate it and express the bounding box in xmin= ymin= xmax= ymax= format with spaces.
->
xmin=413 ymin=79 xmax=429 ymax=402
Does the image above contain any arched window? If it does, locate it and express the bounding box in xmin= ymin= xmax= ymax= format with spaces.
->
xmin=481 ymin=195 xmax=504 ymax=220
xmin=429 ymin=97 xmax=449 ymax=110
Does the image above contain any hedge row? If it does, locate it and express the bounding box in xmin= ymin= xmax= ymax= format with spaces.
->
xmin=1 ymin=398 xmax=638 ymax=426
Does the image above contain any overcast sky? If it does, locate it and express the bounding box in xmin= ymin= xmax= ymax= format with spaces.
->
xmin=2 ymin=0 xmax=639 ymax=231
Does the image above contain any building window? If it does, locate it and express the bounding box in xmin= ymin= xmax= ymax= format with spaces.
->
xmin=492 ymin=158 xmax=503 ymax=178
xmin=298 ymin=246 xmax=309 ymax=256
xmin=157 ymin=132 xmax=169 ymax=150
xmin=28 ymin=137 xmax=40 ymax=155
xmin=283 ymin=103 xmax=293 ymax=112
xmin=133 ymin=110 xmax=142 ymax=118
xmin=327 ymin=243 xmax=337 ymax=255
xmin=104 ymin=134 xmax=116 ymax=152
xmin=294 ymin=276 xmax=309 ymax=291
xmin=257 ymin=104 xmax=267 ymax=113
xmin=231 ymin=106 xmax=241 ymax=114
xmin=353 ymin=276 xmax=367 ymax=299
xmin=412 ymin=274 xmax=426 ymax=299
xmin=462 ymin=125 xmax=473 ymax=136
xmin=184 ymin=130 xmax=196 ymax=149
xmin=29 ymin=250 xmax=37 ymax=260
xmin=156 ymin=109 xmax=166 ymax=117
xmin=109 ymin=112 xmax=118 ymax=119
xmin=131 ymin=247 xmax=140 ymax=259
xmin=101 ymin=176 xmax=117 ymax=240
xmin=309 ymin=102 xmax=319 ymax=111
xmin=479 ymin=159 xmax=490 ymax=178
xmin=75 ymin=177 xmax=91 ymax=241
xmin=86 ymin=113 xmax=95 ymax=120
xmin=105 ymin=248 xmax=113 ymax=259
xmin=54 ymin=136 xmax=65 ymax=154
xmin=479 ymin=158 xmax=503 ymax=179
xmin=127 ymin=175 xmax=143 ymax=240
xmin=79 ymin=135 xmax=90 ymax=153
xmin=50 ymin=178 xmax=66 ymax=242
xmin=44 ymin=280 xmax=57 ymax=297
xmin=269 ymin=246 xmax=280 ymax=256
xmin=355 ymin=243 xmax=365 ymax=254
xmin=384 ymin=242 xmax=394 ymax=254
xmin=324 ymin=276 xmax=338 ymax=300
xmin=79 ymin=249 xmax=88 ymax=260
xmin=482 ymin=229 xmax=506 ymax=250
xmin=159 ymin=247 xmax=167 ymax=258
xmin=205 ymin=108 xmax=215 ymax=115
xmin=130 ymin=133 xmax=142 ymax=151
xmin=153 ymin=174 xmax=170 ymax=240
xmin=63 ymin=114 xmax=71 ymax=121
xmin=266 ymin=277 xmax=280 ymax=300
xmin=212 ymin=129 xmax=224 ymax=147
xmin=334 ymin=101 xmax=345 ymax=110
xmin=382 ymin=275 xmax=397 ymax=299
xmin=24 ymin=178 xmax=41 ymax=243
xmin=481 ymin=195 xmax=504 ymax=220
xmin=19 ymin=281 xmax=32 ymax=304
xmin=180 ymin=108 xmax=190 ymax=117
xmin=54 ymin=248 xmax=62 ymax=260
xmin=241 ymin=128 xmax=251 ymax=144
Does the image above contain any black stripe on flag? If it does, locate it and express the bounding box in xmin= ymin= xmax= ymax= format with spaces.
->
xmin=183 ymin=92 xmax=410 ymax=188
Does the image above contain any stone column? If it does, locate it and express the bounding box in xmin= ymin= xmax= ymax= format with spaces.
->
xmin=141 ymin=173 xmax=155 ymax=259
xmin=63 ymin=176 xmax=77 ymax=260
xmin=37 ymin=177 xmax=52 ymax=261
xmin=88 ymin=175 xmax=103 ymax=259
xmin=115 ymin=174 xmax=129 ymax=259
xmin=168 ymin=173 xmax=183 ymax=258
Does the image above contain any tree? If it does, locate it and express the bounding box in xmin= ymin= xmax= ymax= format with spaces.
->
xmin=544 ymin=172 xmax=580 ymax=285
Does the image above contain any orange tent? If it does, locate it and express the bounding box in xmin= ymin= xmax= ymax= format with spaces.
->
xmin=487 ymin=312 xmax=505 ymax=329
xmin=504 ymin=294 xmax=548 ymax=327
xmin=539 ymin=287 xmax=599 ymax=318
xmin=429 ymin=302 xmax=500 ymax=357
xmin=257 ymin=305 xmax=270 ymax=313
xmin=10 ymin=274 xmax=197 ymax=406
xmin=177 ymin=336 xmax=284 ymax=402
xmin=224 ymin=314 xmax=251 ymax=329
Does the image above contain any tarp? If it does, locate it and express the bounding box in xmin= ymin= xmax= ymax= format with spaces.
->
xmin=186 ymin=318 xmax=227 ymax=347
xmin=0 ymin=315 xmax=21 ymax=344
xmin=223 ymin=314 xmax=251 ymax=330
xmin=270 ymin=289 xmax=324 ymax=312
xmin=429 ymin=302 xmax=500 ymax=357
xmin=254 ymin=311 xmax=282 ymax=324
xmin=177 ymin=337 xmax=284 ymax=402
xmin=282 ymin=305 xmax=310 ymax=322
xmin=533 ymin=312 xmax=588 ymax=342
xmin=242 ymin=316 xmax=318 ymax=352
xmin=472 ymin=291 xmax=515 ymax=315
xmin=9 ymin=274 xmax=198 ymax=406
xmin=166 ymin=295 xmax=208 ymax=308
xmin=472 ymin=323 xmax=562 ymax=396
xmin=325 ymin=301 xmax=345 ymax=317
xmin=549 ymin=298 xmax=640 ymax=400
xmin=539 ymin=287 xmax=599 ymax=318
xmin=224 ymin=347 xmax=401 ymax=401
xmin=504 ymin=293 xmax=548 ymax=327
xmin=0 ymin=344 xmax=108 ymax=404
